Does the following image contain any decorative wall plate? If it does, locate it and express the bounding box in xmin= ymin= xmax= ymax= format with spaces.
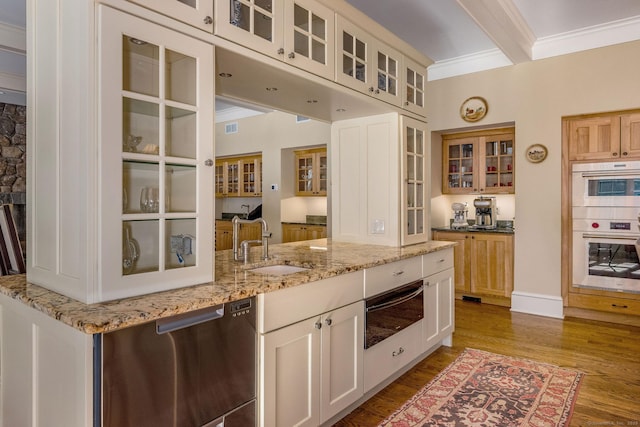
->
xmin=525 ymin=144 xmax=548 ymax=163
xmin=460 ymin=96 xmax=488 ymax=122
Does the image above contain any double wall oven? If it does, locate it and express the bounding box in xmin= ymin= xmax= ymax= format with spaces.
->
xmin=572 ymin=161 xmax=640 ymax=293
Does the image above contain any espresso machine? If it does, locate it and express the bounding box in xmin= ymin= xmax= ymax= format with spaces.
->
xmin=451 ymin=202 xmax=468 ymax=229
xmin=473 ymin=196 xmax=497 ymax=229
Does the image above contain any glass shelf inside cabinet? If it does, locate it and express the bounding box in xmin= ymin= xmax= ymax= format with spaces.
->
xmin=123 ymin=161 xmax=160 ymax=214
xmin=123 ymin=37 xmax=159 ymax=97
xmin=122 ymin=98 xmax=160 ymax=155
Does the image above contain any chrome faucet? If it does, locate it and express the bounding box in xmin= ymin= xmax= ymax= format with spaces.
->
xmin=232 ymin=215 xmax=271 ymax=263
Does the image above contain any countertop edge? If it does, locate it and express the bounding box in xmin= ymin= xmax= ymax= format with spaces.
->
xmin=0 ymin=239 xmax=456 ymax=335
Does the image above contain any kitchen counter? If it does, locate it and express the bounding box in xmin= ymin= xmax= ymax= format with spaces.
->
xmin=0 ymin=239 xmax=455 ymax=334
xmin=431 ymin=226 xmax=515 ymax=235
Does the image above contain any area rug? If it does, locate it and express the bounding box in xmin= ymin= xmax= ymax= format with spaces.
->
xmin=379 ymin=348 xmax=584 ymax=427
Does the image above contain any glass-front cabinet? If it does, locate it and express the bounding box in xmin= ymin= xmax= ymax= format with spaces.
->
xmin=215 ymin=154 xmax=262 ymax=197
xmin=401 ymin=117 xmax=428 ymax=245
xmin=403 ymin=57 xmax=426 ymax=116
xmin=215 ymin=0 xmax=335 ymax=79
xmin=127 ymin=0 xmax=214 ymax=31
xmin=295 ymin=147 xmax=327 ymax=196
xmin=100 ymin=7 xmax=214 ymax=300
xmin=443 ymin=129 xmax=515 ymax=195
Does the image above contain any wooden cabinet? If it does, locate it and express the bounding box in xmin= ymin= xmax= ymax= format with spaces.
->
xmin=261 ymin=301 xmax=364 ymax=426
xmin=433 ymin=231 xmax=514 ymax=306
xmin=567 ymin=112 xmax=640 ymax=161
xmin=215 ymin=154 xmax=262 ymax=197
xmin=336 ymin=16 xmax=403 ymax=107
xmin=126 ymin=0 xmax=214 ymax=32
xmin=215 ymin=0 xmax=336 ymax=80
xmin=401 ymin=116 xmax=429 ymax=245
xmin=215 ymin=220 xmax=261 ymax=250
xmin=295 ymin=147 xmax=327 ymax=196
xmin=282 ymin=223 xmax=327 ymax=242
xmin=443 ymin=128 xmax=515 ymax=195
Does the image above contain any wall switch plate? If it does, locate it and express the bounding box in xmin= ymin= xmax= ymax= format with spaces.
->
xmin=372 ymin=219 xmax=385 ymax=234
xmin=270 ymin=184 xmax=279 ymax=191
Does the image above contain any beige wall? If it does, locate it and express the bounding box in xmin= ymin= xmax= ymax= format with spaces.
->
xmin=426 ymin=40 xmax=640 ymax=306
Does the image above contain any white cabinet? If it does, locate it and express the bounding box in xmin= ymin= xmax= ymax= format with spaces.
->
xmin=260 ymin=301 xmax=364 ymax=426
xmin=215 ymin=0 xmax=335 ymax=79
xmin=336 ymin=16 xmax=402 ymax=107
xmin=403 ymin=56 xmax=426 ymax=116
xmin=331 ymin=113 xmax=429 ymax=247
xmin=401 ymin=116 xmax=429 ymax=245
xmin=127 ymin=0 xmax=214 ymax=31
xmin=27 ymin=3 xmax=214 ymax=303
xmin=423 ymin=268 xmax=455 ymax=350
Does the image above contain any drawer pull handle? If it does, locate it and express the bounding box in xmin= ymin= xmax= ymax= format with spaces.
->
xmin=612 ymin=304 xmax=628 ymax=309
xmin=437 ymin=259 xmax=445 ymax=263
xmin=392 ymin=347 xmax=405 ymax=357
xmin=392 ymin=270 xmax=405 ymax=276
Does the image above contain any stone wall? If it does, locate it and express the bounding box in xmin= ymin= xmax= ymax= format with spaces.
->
xmin=0 ymin=103 xmax=27 ymax=251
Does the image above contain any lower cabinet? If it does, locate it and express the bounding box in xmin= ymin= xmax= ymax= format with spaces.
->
xmin=215 ymin=220 xmax=262 ymax=251
xmin=282 ymin=223 xmax=327 ymax=243
xmin=433 ymin=231 xmax=514 ymax=305
xmin=260 ymin=301 xmax=364 ymax=426
xmin=423 ymin=268 xmax=455 ymax=350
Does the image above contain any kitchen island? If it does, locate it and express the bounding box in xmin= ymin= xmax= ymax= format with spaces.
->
xmin=0 ymin=238 xmax=455 ymax=426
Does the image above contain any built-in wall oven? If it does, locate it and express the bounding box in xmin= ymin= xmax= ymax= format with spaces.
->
xmin=572 ymin=161 xmax=640 ymax=293
xmin=364 ymin=279 xmax=424 ymax=349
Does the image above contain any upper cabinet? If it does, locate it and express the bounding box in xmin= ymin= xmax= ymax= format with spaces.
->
xmin=215 ymin=154 xmax=262 ymax=197
xmin=127 ymin=0 xmax=214 ymax=31
xmin=215 ymin=0 xmax=336 ymax=80
xmin=336 ymin=17 xmax=403 ymax=108
xmin=401 ymin=117 xmax=429 ymax=245
xmin=402 ymin=57 xmax=426 ymax=116
xmin=443 ymin=129 xmax=515 ymax=195
xmin=295 ymin=147 xmax=327 ymax=196
xmin=567 ymin=112 xmax=640 ymax=161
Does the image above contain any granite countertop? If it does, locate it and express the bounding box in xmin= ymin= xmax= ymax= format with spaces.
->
xmin=0 ymin=239 xmax=455 ymax=335
xmin=431 ymin=226 xmax=515 ymax=235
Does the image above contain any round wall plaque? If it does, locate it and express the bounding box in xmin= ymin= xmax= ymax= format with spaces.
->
xmin=460 ymin=96 xmax=488 ymax=122
xmin=525 ymin=144 xmax=548 ymax=163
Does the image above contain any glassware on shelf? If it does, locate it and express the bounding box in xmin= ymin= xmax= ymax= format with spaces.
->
xmin=124 ymin=135 xmax=142 ymax=152
xmin=140 ymin=187 xmax=160 ymax=213
xmin=122 ymin=225 xmax=140 ymax=275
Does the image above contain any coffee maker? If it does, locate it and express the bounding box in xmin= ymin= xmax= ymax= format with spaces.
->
xmin=451 ymin=202 xmax=468 ymax=229
xmin=473 ymin=196 xmax=497 ymax=229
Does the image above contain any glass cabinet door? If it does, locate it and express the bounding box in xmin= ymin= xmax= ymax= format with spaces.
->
xmin=444 ymin=138 xmax=476 ymax=193
xmin=404 ymin=57 xmax=426 ymax=116
xmin=127 ymin=0 xmax=214 ymax=32
xmin=402 ymin=117 xmax=428 ymax=245
xmin=481 ymin=133 xmax=514 ymax=192
xmin=100 ymin=7 xmax=213 ymax=300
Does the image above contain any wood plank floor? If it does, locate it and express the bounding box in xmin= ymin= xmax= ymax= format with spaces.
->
xmin=334 ymin=300 xmax=640 ymax=426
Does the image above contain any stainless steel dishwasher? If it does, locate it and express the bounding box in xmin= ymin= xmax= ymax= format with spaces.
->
xmin=97 ymin=297 xmax=256 ymax=427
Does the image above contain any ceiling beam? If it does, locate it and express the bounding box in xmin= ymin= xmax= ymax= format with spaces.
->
xmin=0 ymin=22 xmax=26 ymax=54
xmin=455 ymin=0 xmax=535 ymax=64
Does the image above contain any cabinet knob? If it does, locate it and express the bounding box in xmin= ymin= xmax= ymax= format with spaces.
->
xmin=613 ymin=152 xmax=618 ymax=156
xmin=405 ymin=101 xmax=409 ymax=106
xmin=325 ymin=318 xmax=332 ymax=326
xmin=203 ymin=16 xmax=213 ymax=25
xmin=392 ymin=347 xmax=405 ymax=357
xmin=368 ymin=87 xmax=375 ymax=93
xmin=205 ymin=159 xmax=213 ymax=167
xmin=315 ymin=321 xmax=322 ymax=329
xmin=277 ymin=48 xmax=284 ymax=55
xmin=288 ymin=52 xmax=295 ymax=59
xmin=622 ymin=152 xmax=628 ymax=156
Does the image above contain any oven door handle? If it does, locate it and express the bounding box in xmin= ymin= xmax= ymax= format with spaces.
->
xmin=582 ymin=233 xmax=639 ymax=240
xmin=580 ymin=170 xmax=640 ymax=177
xmin=366 ymin=286 xmax=424 ymax=313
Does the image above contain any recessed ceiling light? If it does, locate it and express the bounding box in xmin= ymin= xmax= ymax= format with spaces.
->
xmin=306 ymin=99 xmax=318 ymax=104
xmin=129 ymin=38 xmax=147 ymax=46
xmin=336 ymin=108 xmax=346 ymax=112
xmin=218 ymin=72 xmax=232 ymax=78
xmin=266 ymin=87 xmax=278 ymax=91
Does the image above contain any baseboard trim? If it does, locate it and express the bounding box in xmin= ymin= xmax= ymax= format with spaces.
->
xmin=510 ymin=291 xmax=564 ymax=319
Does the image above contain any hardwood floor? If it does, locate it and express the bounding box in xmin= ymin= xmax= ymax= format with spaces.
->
xmin=334 ymin=300 xmax=640 ymax=426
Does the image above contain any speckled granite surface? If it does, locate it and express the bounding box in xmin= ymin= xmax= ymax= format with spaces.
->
xmin=0 ymin=239 xmax=455 ymax=335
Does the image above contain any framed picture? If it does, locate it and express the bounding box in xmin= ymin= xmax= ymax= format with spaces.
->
xmin=460 ymin=96 xmax=488 ymax=122
xmin=525 ymin=144 xmax=548 ymax=163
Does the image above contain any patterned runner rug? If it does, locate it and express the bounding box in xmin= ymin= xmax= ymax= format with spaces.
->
xmin=379 ymin=348 xmax=583 ymax=427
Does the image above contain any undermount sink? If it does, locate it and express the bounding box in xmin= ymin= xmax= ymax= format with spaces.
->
xmin=247 ymin=265 xmax=310 ymax=275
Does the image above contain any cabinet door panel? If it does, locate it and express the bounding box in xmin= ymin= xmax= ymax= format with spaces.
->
xmin=261 ymin=318 xmax=320 ymax=427
xmin=470 ymin=234 xmax=513 ymax=297
xmin=320 ymin=302 xmax=364 ymax=423
xmin=621 ymin=112 xmax=640 ymax=158
xmin=401 ymin=117 xmax=428 ymax=245
xmin=568 ymin=116 xmax=620 ymax=160
xmin=128 ymin=0 xmax=214 ymax=32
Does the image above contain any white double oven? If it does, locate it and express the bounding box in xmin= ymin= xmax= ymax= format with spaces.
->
xmin=572 ymin=161 xmax=640 ymax=293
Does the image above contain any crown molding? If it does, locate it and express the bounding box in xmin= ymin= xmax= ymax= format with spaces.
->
xmin=428 ymin=49 xmax=512 ymax=81
xmin=533 ymin=15 xmax=640 ymax=60
xmin=0 ymin=21 xmax=26 ymax=54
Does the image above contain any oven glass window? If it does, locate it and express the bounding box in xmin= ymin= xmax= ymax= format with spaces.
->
xmin=588 ymin=242 xmax=640 ymax=280
xmin=587 ymin=177 xmax=640 ymax=196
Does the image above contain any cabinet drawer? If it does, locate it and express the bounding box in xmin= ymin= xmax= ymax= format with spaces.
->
xmin=422 ymin=248 xmax=454 ymax=276
xmin=363 ymin=321 xmax=422 ymax=393
xmin=257 ymin=270 xmax=364 ymax=333
xmin=364 ymin=257 xmax=422 ymax=298
xmin=569 ymin=293 xmax=640 ymax=316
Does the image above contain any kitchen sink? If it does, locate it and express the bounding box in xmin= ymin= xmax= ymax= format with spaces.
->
xmin=247 ymin=265 xmax=310 ymax=275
